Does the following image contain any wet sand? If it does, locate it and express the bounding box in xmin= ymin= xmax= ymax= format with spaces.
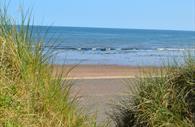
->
xmin=52 ymin=64 xmax=162 ymax=79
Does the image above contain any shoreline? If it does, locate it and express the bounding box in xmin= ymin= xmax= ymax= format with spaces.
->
xmin=52 ymin=64 xmax=164 ymax=79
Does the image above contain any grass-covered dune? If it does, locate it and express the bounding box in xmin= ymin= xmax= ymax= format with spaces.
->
xmin=110 ymin=57 xmax=195 ymax=127
xmin=0 ymin=7 xmax=102 ymax=127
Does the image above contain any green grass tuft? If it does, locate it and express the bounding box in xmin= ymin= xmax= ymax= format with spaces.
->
xmin=110 ymin=56 xmax=195 ymax=127
xmin=0 ymin=5 xmax=104 ymax=127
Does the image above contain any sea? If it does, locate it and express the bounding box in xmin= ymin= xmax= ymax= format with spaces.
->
xmin=32 ymin=26 xmax=195 ymax=66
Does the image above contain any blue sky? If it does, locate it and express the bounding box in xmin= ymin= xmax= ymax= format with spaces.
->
xmin=8 ymin=0 xmax=195 ymax=31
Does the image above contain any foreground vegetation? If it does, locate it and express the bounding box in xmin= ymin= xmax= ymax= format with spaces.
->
xmin=110 ymin=56 xmax=195 ymax=127
xmin=0 ymin=7 xmax=103 ymax=127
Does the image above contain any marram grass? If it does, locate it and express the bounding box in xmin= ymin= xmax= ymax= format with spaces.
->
xmin=110 ymin=56 xmax=195 ymax=127
xmin=0 ymin=7 xmax=105 ymax=127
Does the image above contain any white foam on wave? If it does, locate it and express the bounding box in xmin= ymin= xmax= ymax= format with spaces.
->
xmin=61 ymin=47 xmax=195 ymax=52
xmin=106 ymin=48 xmax=111 ymax=51
xmin=157 ymin=48 xmax=195 ymax=51
xmin=92 ymin=48 xmax=96 ymax=51
xmin=167 ymin=48 xmax=185 ymax=51
xmin=157 ymin=48 xmax=165 ymax=51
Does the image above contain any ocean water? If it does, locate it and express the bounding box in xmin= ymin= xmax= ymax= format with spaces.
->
xmin=32 ymin=26 xmax=195 ymax=66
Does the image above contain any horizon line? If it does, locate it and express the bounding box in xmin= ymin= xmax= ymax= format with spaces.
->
xmin=18 ymin=24 xmax=195 ymax=32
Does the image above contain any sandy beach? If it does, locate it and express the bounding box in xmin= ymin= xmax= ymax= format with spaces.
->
xmin=2 ymin=1 xmax=194 ymax=126
xmin=71 ymin=78 xmax=129 ymax=124
xmin=52 ymin=64 xmax=163 ymax=124
xmin=52 ymin=64 xmax=162 ymax=79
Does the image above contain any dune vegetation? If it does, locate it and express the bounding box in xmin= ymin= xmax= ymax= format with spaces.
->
xmin=0 ymin=6 xmax=104 ymax=127
xmin=110 ymin=56 xmax=195 ymax=127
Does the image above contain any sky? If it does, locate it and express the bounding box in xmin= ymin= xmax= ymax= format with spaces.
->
xmin=7 ymin=0 xmax=195 ymax=31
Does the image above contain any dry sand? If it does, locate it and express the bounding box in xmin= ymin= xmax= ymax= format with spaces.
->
xmin=52 ymin=65 xmax=163 ymax=125
xmin=71 ymin=79 xmax=129 ymax=124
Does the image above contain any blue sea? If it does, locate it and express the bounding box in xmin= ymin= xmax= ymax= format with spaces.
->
xmin=32 ymin=26 xmax=195 ymax=66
